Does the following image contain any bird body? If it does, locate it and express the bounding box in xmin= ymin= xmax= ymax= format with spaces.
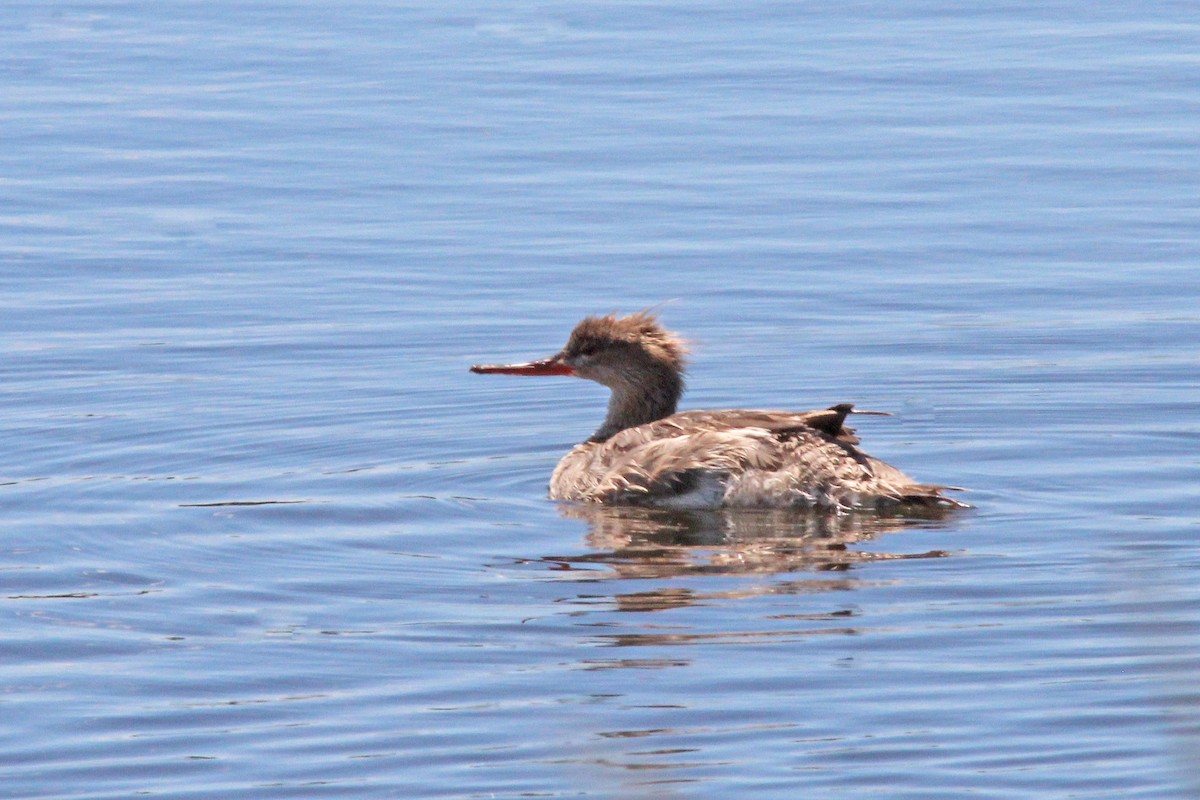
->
xmin=472 ymin=312 xmax=962 ymax=511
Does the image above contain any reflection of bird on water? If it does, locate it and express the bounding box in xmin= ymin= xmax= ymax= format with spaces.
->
xmin=472 ymin=311 xmax=964 ymax=511
xmin=547 ymin=504 xmax=955 ymax=602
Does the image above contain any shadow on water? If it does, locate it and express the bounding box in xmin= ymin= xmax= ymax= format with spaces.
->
xmin=555 ymin=503 xmax=954 ymax=574
xmin=515 ymin=504 xmax=962 ymax=615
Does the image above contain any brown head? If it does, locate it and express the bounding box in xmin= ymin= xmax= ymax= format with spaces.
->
xmin=471 ymin=311 xmax=689 ymax=441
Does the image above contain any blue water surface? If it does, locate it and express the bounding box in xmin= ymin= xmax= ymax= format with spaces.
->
xmin=2 ymin=2 xmax=1199 ymax=798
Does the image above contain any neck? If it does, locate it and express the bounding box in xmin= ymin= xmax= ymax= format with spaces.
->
xmin=589 ymin=369 xmax=682 ymax=443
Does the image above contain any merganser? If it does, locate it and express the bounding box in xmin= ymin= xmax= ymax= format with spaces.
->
xmin=471 ymin=312 xmax=963 ymax=510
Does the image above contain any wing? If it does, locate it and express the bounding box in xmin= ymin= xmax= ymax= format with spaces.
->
xmin=665 ymin=405 xmax=866 ymax=444
xmin=551 ymin=426 xmax=787 ymax=504
xmin=549 ymin=406 xmax=875 ymax=505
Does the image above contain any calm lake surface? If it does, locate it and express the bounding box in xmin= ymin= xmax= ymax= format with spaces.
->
xmin=3 ymin=2 xmax=1199 ymax=798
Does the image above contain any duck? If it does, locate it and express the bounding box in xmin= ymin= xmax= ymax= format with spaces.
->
xmin=471 ymin=311 xmax=963 ymax=510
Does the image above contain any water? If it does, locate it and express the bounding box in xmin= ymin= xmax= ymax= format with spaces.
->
xmin=2 ymin=2 xmax=1199 ymax=798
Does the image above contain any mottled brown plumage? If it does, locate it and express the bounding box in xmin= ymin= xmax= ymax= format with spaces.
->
xmin=471 ymin=312 xmax=963 ymax=511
